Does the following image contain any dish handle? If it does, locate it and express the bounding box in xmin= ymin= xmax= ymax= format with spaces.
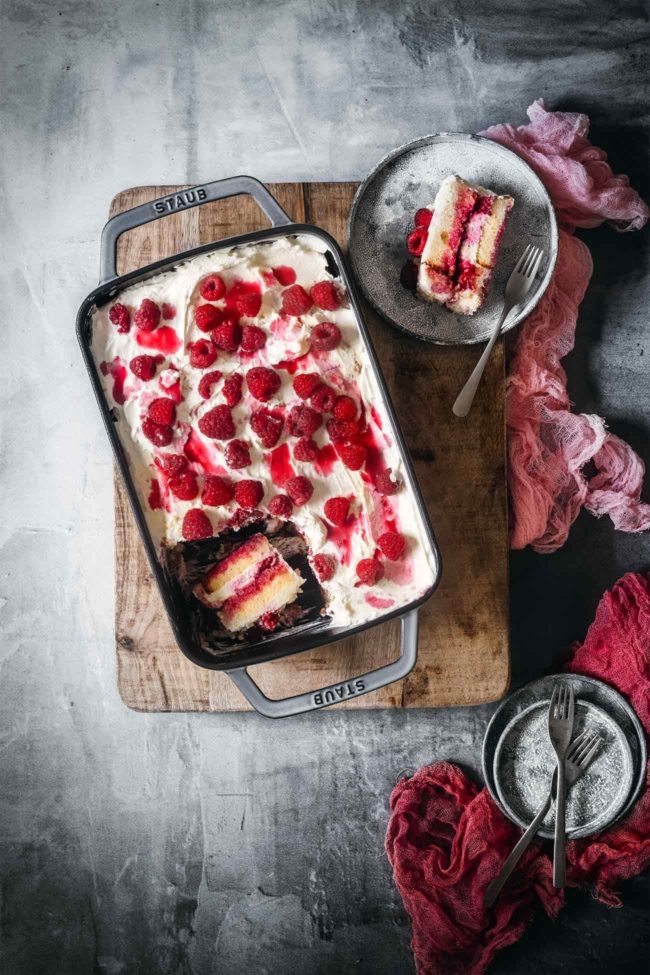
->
xmin=227 ymin=608 xmax=419 ymax=718
xmin=99 ymin=176 xmax=292 ymax=283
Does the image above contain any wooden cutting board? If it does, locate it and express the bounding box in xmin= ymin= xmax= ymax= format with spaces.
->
xmin=112 ymin=182 xmax=509 ymax=711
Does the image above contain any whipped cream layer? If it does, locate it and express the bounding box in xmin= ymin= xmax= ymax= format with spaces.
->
xmin=91 ymin=234 xmax=436 ymax=628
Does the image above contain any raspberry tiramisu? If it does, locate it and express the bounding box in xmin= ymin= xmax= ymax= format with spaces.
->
xmin=91 ymin=233 xmax=436 ymax=646
xmin=407 ymin=175 xmax=514 ymax=315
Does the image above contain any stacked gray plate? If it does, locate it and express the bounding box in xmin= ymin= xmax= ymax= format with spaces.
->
xmin=483 ymin=675 xmax=646 ymax=839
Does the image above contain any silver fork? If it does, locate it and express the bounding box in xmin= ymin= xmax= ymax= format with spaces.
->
xmin=452 ymin=245 xmax=544 ymax=417
xmin=548 ymin=682 xmax=575 ymax=887
xmin=484 ymin=730 xmax=601 ymax=907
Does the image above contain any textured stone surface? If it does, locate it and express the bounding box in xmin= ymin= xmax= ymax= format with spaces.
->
xmin=1 ymin=1 xmax=648 ymax=973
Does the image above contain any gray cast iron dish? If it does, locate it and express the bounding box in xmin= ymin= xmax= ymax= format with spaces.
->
xmin=493 ymin=699 xmax=634 ymax=839
xmin=77 ymin=176 xmax=442 ymax=719
xmin=348 ymin=133 xmax=558 ymax=345
xmin=482 ymin=674 xmax=646 ymax=838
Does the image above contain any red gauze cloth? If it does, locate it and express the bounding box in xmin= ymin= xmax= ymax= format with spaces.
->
xmin=480 ymin=101 xmax=650 ymax=552
xmin=386 ymin=572 xmax=650 ymax=975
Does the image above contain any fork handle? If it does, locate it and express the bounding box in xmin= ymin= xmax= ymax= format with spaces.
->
xmin=452 ymin=303 xmax=512 ymax=418
xmin=484 ymin=792 xmax=552 ymax=908
xmin=553 ymin=759 xmax=567 ymax=887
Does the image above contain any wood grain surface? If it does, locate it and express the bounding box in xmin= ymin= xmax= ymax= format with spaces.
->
xmin=111 ymin=182 xmax=509 ymax=712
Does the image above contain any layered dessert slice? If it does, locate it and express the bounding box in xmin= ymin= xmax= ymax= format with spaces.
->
xmin=416 ymin=176 xmax=514 ymax=315
xmin=197 ymin=533 xmax=303 ymax=632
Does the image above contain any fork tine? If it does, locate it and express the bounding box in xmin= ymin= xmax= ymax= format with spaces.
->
xmin=513 ymin=244 xmax=532 ymax=275
xmin=549 ymin=684 xmax=559 ymax=722
xmin=521 ymin=246 xmax=540 ymax=277
xmin=577 ymin=738 xmax=601 ymax=767
xmin=566 ymin=730 xmax=588 ymax=759
xmin=525 ymin=248 xmax=544 ymax=281
xmin=559 ymin=683 xmax=566 ymax=719
xmin=567 ymin=684 xmax=575 ymax=727
xmin=524 ymin=247 xmax=544 ymax=280
xmin=571 ymin=732 xmax=598 ymax=764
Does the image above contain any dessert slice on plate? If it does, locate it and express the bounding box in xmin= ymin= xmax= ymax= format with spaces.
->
xmin=416 ymin=175 xmax=514 ymax=315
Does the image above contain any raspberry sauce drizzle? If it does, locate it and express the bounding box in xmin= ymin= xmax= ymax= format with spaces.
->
xmin=100 ymin=357 xmax=127 ymax=405
xmin=136 ymin=326 xmax=182 ymax=354
xmin=269 ymin=443 xmax=295 ymax=487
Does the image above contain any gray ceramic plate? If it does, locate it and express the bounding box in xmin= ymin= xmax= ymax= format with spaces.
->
xmin=483 ymin=675 xmax=646 ymax=840
xmin=348 ymin=133 xmax=558 ymax=345
xmin=493 ymin=700 xmax=634 ymax=839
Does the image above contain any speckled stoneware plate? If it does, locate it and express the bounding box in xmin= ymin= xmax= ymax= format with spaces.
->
xmin=348 ymin=133 xmax=558 ymax=345
xmin=493 ymin=700 xmax=634 ymax=839
xmin=482 ymin=675 xmax=646 ymax=840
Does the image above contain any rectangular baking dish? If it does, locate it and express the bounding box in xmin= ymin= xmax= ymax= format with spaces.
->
xmin=77 ymin=176 xmax=441 ymax=717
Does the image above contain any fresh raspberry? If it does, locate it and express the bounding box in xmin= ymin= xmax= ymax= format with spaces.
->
xmin=375 ymin=469 xmax=400 ymax=495
xmin=309 ymin=384 xmax=336 ymax=413
xmin=222 ymin=373 xmax=243 ymax=406
xmin=109 ymin=303 xmax=131 ymax=333
xmin=309 ymin=281 xmax=341 ymax=311
xmin=230 ymin=507 xmax=264 ymax=528
xmin=268 ymin=494 xmax=293 ymax=518
xmin=194 ymin=304 xmax=222 ymax=332
xmin=199 ymin=274 xmax=226 ymax=301
xmin=189 ymin=339 xmax=218 ymax=369
xmin=201 ymin=474 xmax=234 ymax=506
xmin=240 ymin=324 xmax=266 ymax=352
xmin=356 ymin=557 xmax=384 ymax=585
xmin=326 ymin=418 xmax=361 ymax=443
xmin=234 ymin=479 xmax=264 ymax=509
xmin=313 ymin=554 xmax=335 ymax=581
xmin=287 ymin=404 xmax=322 ymax=438
xmin=147 ymin=397 xmax=176 ymax=425
xmin=142 ymin=417 xmax=173 ymax=447
xmin=280 ymin=284 xmax=312 ymax=316
xmin=235 ymin=292 xmax=262 ymax=318
xmin=247 ymin=366 xmax=281 ymax=402
xmin=293 ymin=373 xmax=322 ymax=400
xmin=293 ymin=437 xmax=318 ymax=462
xmin=406 ymin=227 xmax=427 ymax=257
xmin=134 ymin=298 xmax=160 ymax=332
xmin=169 ymin=471 xmax=199 ymax=501
xmin=332 ymin=395 xmax=357 ymax=420
xmin=324 ymin=496 xmax=350 ymax=526
xmin=157 ymin=453 xmax=187 ymax=475
xmin=224 ymin=439 xmax=251 ymax=469
xmin=311 ymin=322 xmax=341 ymax=352
xmin=273 ymin=265 xmax=297 ymax=286
xmin=339 ymin=443 xmax=366 ymax=470
xmin=162 ymin=302 xmax=176 ymax=320
xmin=182 ymin=508 xmax=213 ymax=540
xmin=212 ymin=317 xmax=242 ymax=351
xmin=414 ymin=207 xmax=433 ymax=228
xmin=251 ymin=409 xmax=283 ymax=448
xmin=259 ymin=611 xmax=279 ymax=632
xmin=129 ymin=354 xmax=158 ymax=381
xmin=377 ymin=531 xmax=406 ymax=560
xmin=198 ymin=369 xmax=223 ymax=400
xmin=285 ymin=475 xmax=313 ymax=507
xmin=400 ymin=261 xmax=418 ymax=291
xmin=198 ymin=404 xmax=235 ymax=440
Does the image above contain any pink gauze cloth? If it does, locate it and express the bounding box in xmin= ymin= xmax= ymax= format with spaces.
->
xmin=479 ymin=100 xmax=650 ymax=553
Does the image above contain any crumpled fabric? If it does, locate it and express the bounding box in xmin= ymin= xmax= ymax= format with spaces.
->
xmin=386 ymin=572 xmax=650 ymax=975
xmin=479 ymin=100 xmax=650 ymax=552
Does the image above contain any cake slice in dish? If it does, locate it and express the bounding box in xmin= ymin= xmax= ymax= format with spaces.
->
xmin=199 ymin=533 xmax=303 ymax=632
xmin=417 ymin=176 xmax=479 ymax=299
xmin=416 ymin=176 xmax=514 ymax=315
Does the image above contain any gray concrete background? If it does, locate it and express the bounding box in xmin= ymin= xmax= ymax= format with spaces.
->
xmin=1 ymin=1 xmax=648 ymax=972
